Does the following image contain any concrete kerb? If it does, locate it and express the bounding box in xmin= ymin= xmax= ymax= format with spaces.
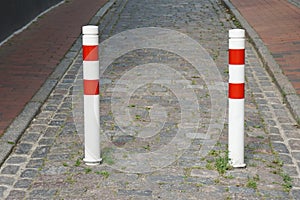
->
xmin=0 ymin=0 xmax=116 ymax=167
xmin=221 ymin=0 xmax=300 ymax=124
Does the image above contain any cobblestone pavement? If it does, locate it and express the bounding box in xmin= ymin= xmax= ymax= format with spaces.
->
xmin=1 ymin=0 xmax=300 ymax=199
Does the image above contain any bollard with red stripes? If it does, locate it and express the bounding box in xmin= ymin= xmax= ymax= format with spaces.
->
xmin=228 ymin=29 xmax=246 ymax=168
xmin=82 ymin=25 xmax=102 ymax=165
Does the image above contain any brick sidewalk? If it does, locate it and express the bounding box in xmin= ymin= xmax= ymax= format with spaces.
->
xmin=230 ymin=0 xmax=300 ymax=94
xmin=0 ymin=0 xmax=108 ymax=135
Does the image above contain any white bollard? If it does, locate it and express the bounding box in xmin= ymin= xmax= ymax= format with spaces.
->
xmin=82 ymin=25 xmax=102 ymax=165
xmin=228 ymin=29 xmax=246 ymax=168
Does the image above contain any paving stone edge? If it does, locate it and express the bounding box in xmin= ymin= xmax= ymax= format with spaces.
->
xmin=221 ymin=0 xmax=300 ymax=124
xmin=0 ymin=0 xmax=116 ymax=167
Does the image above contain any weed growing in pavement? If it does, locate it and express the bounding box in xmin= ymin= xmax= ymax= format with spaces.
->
xmin=84 ymin=167 xmax=92 ymax=174
xmin=74 ymin=158 xmax=81 ymax=167
xmin=214 ymin=178 xmax=220 ymax=184
xmin=65 ymin=175 xmax=76 ymax=184
xmin=281 ymin=173 xmax=292 ymax=192
xmin=142 ymin=144 xmax=151 ymax=151
xmin=231 ymin=17 xmax=242 ymax=29
xmin=224 ymin=174 xmax=234 ymax=179
xmin=272 ymin=158 xmax=283 ymax=167
xmin=195 ymin=183 xmax=204 ymax=187
xmin=215 ymin=151 xmax=231 ymax=175
xmin=269 ymin=147 xmax=293 ymax=192
xmin=205 ymin=148 xmax=232 ymax=176
xmin=135 ymin=115 xmax=141 ymax=120
xmin=225 ymin=187 xmax=230 ymax=192
xmin=246 ymin=175 xmax=259 ymax=189
xmin=102 ymin=147 xmax=115 ymax=165
xmin=205 ymin=162 xmax=214 ymax=170
xmin=96 ymin=170 xmax=110 ymax=178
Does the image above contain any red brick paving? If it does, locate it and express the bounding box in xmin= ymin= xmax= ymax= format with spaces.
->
xmin=231 ymin=0 xmax=300 ymax=94
xmin=0 ymin=0 xmax=107 ymax=135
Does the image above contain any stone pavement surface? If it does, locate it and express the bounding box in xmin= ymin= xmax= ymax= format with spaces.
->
xmin=225 ymin=0 xmax=300 ymax=123
xmin=0 ymin=0 xmax=108 ymax=135
xmin=0 ymin=0 xmax=300 ymax=199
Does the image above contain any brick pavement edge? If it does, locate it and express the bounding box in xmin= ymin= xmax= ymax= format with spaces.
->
xmin=221 ymin=0 xmax=300 ymax=124
xmin=0 ymin=0 xmax=116 ymax=167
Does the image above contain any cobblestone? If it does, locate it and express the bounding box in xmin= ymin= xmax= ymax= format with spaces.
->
xmin=1 ymin=165 xmax=19 ymax=175
xmin=6 ymin=190 xmax=26 ymax=200
xmin=0 ymin=0 xmax=299 ymax=199
xmin=26 ymin=159 xmax=44 ymax=169
xmin=14 ymin=179 xmax=32 ymax=189
xmin=31 ymin=146 xmax=51 ymax=158
xmin=20 ymin=169 xmax=38 ymax=178
xmin=0 ymin=186 xmax=6 ymax=198
xmin=6 ymin=156 xmax=27 ymax=164
xmin=14 ymin=143 xmax=32 ymax=155
xmin=0 ymin=176 xmax=15 ymax=185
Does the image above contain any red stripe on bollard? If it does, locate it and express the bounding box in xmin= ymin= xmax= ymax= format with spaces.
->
xmin=83 ymin=45 xmax=99 ymax=61
xmin=84 ymin=79 xmax=99 ymax=95
xmin=229 ymin=83 xmax=244 ymax=99
xmin=229 ymin=49 xmax=245 ymax=65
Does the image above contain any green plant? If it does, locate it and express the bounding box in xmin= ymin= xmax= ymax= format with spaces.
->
xmin=208 ymin=149 xmax=219 ymax=157
xmin=102 ymin=147 xmax=115 ymax=165
xmin=143 ymin=144 xmax=150 ymax=151
xmin=85 ymin=168 xmax=92 ymax=174
xmin=96 ymin=170 xmax=110 ymax=178
xmin=248 ymin=162 xmax=257 ymax=167
xmin=195 ymin=183 xmax=203 ymax=187
xmin=205 ymin=162 xmax=214 ymax=170
xmin=215 ymin=150 xmax=231 ymax=175
xmin=225 ymin=174 xmax=234 ymax=179
xmin=253 ymin=174 xmax=260 ymax=181
xmin=246 ymin=177 xmax=257 ymax=189
xmin=7 ymin=141 xmax=15 ymax=145
xmin=281 ymin=173 xmax=292 ymax=192
xmin=74 ymin=159 xmax=81 ymax=167
xmin=252 ymin=124 xmax=262 ymax=128
xmin=272 ymin=158 xmax=283 ymax=167
xmin=214 ymin=178 xmax=220 ymax=184
xmin=65 ymin=175 xmax=75 ymax=184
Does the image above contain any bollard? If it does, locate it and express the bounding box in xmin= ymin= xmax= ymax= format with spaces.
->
xmin=82 ymin=25 xmax=101 ymax=165
xmin=228 ymin=29 xmax=246 ymax=168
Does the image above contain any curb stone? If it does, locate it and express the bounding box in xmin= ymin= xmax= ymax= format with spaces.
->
xmin=221 ymin=0 xmax=300 ymax=124
xmin=0 ymin=0 xmax=116 ymax=167
xmin=289 ymin=0 xmax=300 ymax=8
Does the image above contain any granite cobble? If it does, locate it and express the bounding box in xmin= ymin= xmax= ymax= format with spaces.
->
xmin=0 ymin=0 xmax=299 ymax=199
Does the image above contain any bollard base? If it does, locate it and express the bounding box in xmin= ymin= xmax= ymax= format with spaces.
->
xmin=83 ymin=158 xmax=102 ymax=166
xmin=231 ymin=163 xmax=246 ymax=168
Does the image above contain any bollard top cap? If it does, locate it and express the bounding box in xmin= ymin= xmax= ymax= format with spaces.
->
xmin=82 ymin=25 xmax=98 ymax=35
xmin=229 ymin=29 xmax=245 ymax=38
